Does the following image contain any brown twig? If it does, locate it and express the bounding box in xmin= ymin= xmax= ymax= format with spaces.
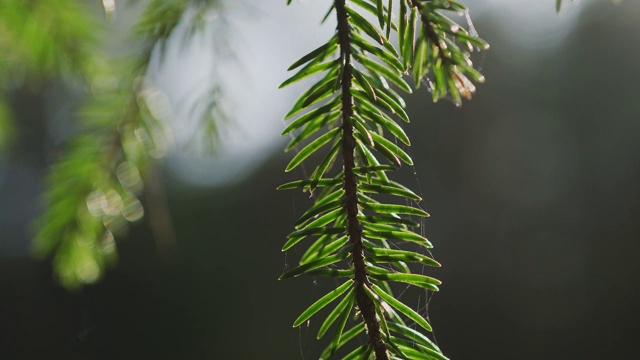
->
xmin=335 ymin=1 xmax=389 ymax=358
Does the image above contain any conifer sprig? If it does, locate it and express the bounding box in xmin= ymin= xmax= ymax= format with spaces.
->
xmin=280 ymin=1 xmax=488 ymax=358
xmin=29 ymin=0 xmax=225 ymax=289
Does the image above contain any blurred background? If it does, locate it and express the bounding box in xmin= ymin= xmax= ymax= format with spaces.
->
xmin=1 ymin=0 xmax=640 ymax=358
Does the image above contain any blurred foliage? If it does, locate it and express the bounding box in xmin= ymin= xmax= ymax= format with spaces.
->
xmin=556 ymin=0 xmax=578 ymax=13
xmin=0 ymin=0 xmax=225 ymax=289
xmin=0 ymin=0 xmax=96 ymax=153
xmin=0 ymin=0 xmax=96 ymax=77
xmin=0 ymin=97 xmax=15 ymax=155
xmin=279 ymin=0 xmax=486 ymax=358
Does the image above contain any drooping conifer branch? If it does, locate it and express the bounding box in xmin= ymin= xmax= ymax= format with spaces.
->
xmin=334 ymin=1 xmax=389 ymax=358
xmin=280 ymin=1 xmax=488 ymax=358
xmin=32 ymin=0 xmax=227 ymax=288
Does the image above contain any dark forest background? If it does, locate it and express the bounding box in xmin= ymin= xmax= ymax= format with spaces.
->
xmin=1 ymin=1 xmax=640 ymax=359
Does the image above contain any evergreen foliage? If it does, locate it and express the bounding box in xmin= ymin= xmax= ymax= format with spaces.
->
xmin=0 ymin=0 xmax=595 ymax=358
xmin=1 ymin=0 xmax=224 ymax=289
xmin=279 ymin=1 xmax=487 ymax=358
xmin=0 ymin=0 xmax=95 ymax=155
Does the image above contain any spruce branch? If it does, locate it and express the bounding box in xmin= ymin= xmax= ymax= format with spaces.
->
xmin=281 ymin=0 xmax=488 ymax=358
xmin=27 ymin=0 xmax=228 ymax=289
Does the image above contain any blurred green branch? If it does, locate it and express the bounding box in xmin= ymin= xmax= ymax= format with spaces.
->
xmin=0 ymin=0 xmax=227 ymax=289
